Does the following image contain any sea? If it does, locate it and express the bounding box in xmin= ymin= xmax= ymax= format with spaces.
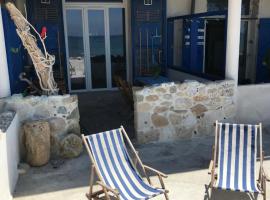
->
xmin=68 ymin=35 xmax=125 ymax=58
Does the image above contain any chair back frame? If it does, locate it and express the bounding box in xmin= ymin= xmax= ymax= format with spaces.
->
xmin=81 ymin=126 xmax=153 ymax=199
xmin=211 ymin=121 xmax=264 ymax=193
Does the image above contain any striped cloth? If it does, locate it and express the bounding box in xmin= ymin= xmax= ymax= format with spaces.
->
xmin=86 ymin=129 xmax=164 ymax=200
xmin=216 ymin=123 xmax=259 ymax=193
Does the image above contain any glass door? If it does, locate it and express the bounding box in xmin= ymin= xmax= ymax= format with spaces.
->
xmin=88 ymin=9 xmax=108 ymax=89
xmin=65 ymin=5 xmax=127 ymax=91
xmin=109 ymin=8 xmax=126 ymax=87
xmin=66 ymin=9 xmax=86 ymax=90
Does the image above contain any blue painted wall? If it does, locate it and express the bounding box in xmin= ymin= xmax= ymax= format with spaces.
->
xmin=1 ymin=7 xmax=26 ymax=94
xmin=256 ymin=18 xmax=270 ymax=83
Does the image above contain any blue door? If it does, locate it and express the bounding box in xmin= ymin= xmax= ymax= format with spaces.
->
xmin=182 ymin=17 xmax=205 ymax=73
xmin=256 ymin=18 xmax=270 ymax=83
xmin=132 ymin=0 xmax=166 ymax=78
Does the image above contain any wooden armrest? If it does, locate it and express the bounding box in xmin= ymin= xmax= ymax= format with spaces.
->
xmin=97 ymin=181 xmax=120 ymax=196
xmin=208 ymin=160 xmax=214 ymax=175
xmin=144 ymin=165 xmax=168 ymax=178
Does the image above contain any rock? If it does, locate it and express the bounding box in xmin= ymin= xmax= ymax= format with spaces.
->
xmin=50 ymin=130 xmax=67 ymax=158
xmin=193 ymin=95 xmax=209 ymax=102
xmin=0 ymin=111 xmax=15 ymax=132
xmin=163 ymin=94 xmax=172 ymax=100
xmin=135 ymin=112 xmax=152 ymax=131
xmin=18 ymin=163 xmax=30 ymax=174
xmin=191 ymin=104 xmax=208 ymax=117
xmin=174 ymin=97 xmax=193 ymax=110
xmin=153 ymin=106 xmax=169 ymax=113
xmin=134 ymin=80 xmax=236 ymax=143
xmin=49 ymin=117 xmax=66 ymax=133
xmin=207 ymin=88 xmax=219 ymax=98
xmin=137 ymin=103 xmax=152 ymax=112
xmin=137 ymin=130 xmax=160 ymax=144
xmin=24 ymin=120 xmax=50 ymax=167
xmin=135 ymin=95 xmax=144 ymax=102
xmin=175 ymin=126 xmax=194 ymax=140
xmin=169 ymin=113 xmax=183 ymax=125
xmin=67 ymin=107 xmax=80 ymax=121
xmin=169 ymin=86 xmax=177 ymax=93
xmin=48 ymin=118 xmax=68 ymax=157
xmin=33 ymin=106 xmax=50 ymax=119
xmin=0 ymin=100 xmax=5 ymax=111
xmin=223 ymin=103 xmax=236 ymax=119
xmin=57 ymin=106 xmax=68 ymax=114
xmin=155 ymin=87 xmax=167 ymax=94
xmin=151 ymin=114 xmax=169 ymax=128
xmin=161 ymin=101 xmax=172 ymax=107
xmin=66 ymin=120 xmax=81 ymax=135
xmin=145 ymin=95 xmax=159 ymax=102
xmin=60 ymin=134 xmax=83 ymax=158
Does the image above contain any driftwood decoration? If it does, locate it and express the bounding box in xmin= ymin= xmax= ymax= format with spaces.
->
xmin=6 ymin=3 xmax=58 ymax=95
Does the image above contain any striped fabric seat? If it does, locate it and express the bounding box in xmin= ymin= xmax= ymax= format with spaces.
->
xmin=216 ymin=123 xmax=259 ymax=193
xmin=86 ymin=129 xmax=164 ymax=200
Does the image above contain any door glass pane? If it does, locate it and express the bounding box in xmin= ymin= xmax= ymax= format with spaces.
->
xmin=109 ymin=8 xmax=126 ymax=87
xmin=66 ymin=9 xmax=86 ymax=90
xmin=88 ymin=10 xmax=107 ymax=89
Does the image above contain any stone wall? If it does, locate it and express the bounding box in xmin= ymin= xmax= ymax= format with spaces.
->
xmin=134 ymin=80 xmax=236 ymax=143
xmin=0 ymin=94 xmax=81 ymax=160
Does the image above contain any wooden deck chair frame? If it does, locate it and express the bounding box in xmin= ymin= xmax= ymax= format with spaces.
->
xmin=208 ymin=121 xmax=270 ymax=200
xmin=82 ymin=126 xmax=169 ymax=200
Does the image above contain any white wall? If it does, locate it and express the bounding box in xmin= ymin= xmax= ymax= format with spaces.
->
xmin=167 ymin=0 xmax=191 ymax=17
xmin=166 ymin=0 xmax=209 ymax=17
xmin=0 ymin=114 xmax=20 ymax=200
xmin=259 ymin=0 xmax=270 ymax=18
xmin=194 ymin=0 xmax=207 ymax=13
xmin=236 ymin=84 xmax=270 ymax=132
xmin=167 ymin=0 xmax=270 ymax=17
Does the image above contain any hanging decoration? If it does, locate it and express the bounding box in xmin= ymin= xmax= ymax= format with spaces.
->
xmin=6 ymin=2 xmax=58 ymax=95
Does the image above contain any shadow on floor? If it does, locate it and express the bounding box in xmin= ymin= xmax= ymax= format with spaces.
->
xmin=14 ymin=134 xmax=270 ymax=199
xmin=204 ymin=185 xmax=260 ymax=200
xmin=78 ymin=91 xmax=135 ymax=138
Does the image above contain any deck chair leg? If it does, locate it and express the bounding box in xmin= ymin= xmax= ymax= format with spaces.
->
xmin=88 ymin=165 xmax=95 ymax=199
xmin=263 ymin=176 xmax=266 ymax=200
xmin=164 ymin=192 xmax=169 ymax=200
xmin=103 ymin=187 xmax=111 ymax=200
xmin=158 ymin=175 xmax=169 ymax=200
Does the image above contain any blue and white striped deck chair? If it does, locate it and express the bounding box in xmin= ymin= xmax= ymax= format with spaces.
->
xmin=209 ymin=122 xmax=269 ymax=200
xmin=82 ymin=126 xmax=169 ymax=200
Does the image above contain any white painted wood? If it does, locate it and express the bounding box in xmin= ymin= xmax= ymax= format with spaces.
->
xmin=0 ymin=114 xmax=20 ymax=200
xmin=0 ymin=6 xmax=11 ymax=98
xmin=225 ymin=0 xmax=243 ymax=83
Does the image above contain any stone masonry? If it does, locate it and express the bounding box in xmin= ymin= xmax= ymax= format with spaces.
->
xmin=134 ymin=80 xmax=236 ymax=143
xmin=0 ymin=94 xmax=82 ymax=159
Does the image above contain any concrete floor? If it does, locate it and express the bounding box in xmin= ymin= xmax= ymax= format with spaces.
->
xmin=14 ymin=135 xmax=270 ymax=200
xmin=13 ymin=91 xmax=270 ymax=200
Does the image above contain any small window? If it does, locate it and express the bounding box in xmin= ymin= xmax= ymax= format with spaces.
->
xmin=144 ymin=0 xmax=152 ymax=6
xmin=41 ymin=0 xmax=50 ymax=4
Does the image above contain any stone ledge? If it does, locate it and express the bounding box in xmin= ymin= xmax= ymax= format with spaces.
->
xmin=134 ymin=80 xmax=236 ymax=143
xmin=0 ymin=94 xmax=81 ymax=159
